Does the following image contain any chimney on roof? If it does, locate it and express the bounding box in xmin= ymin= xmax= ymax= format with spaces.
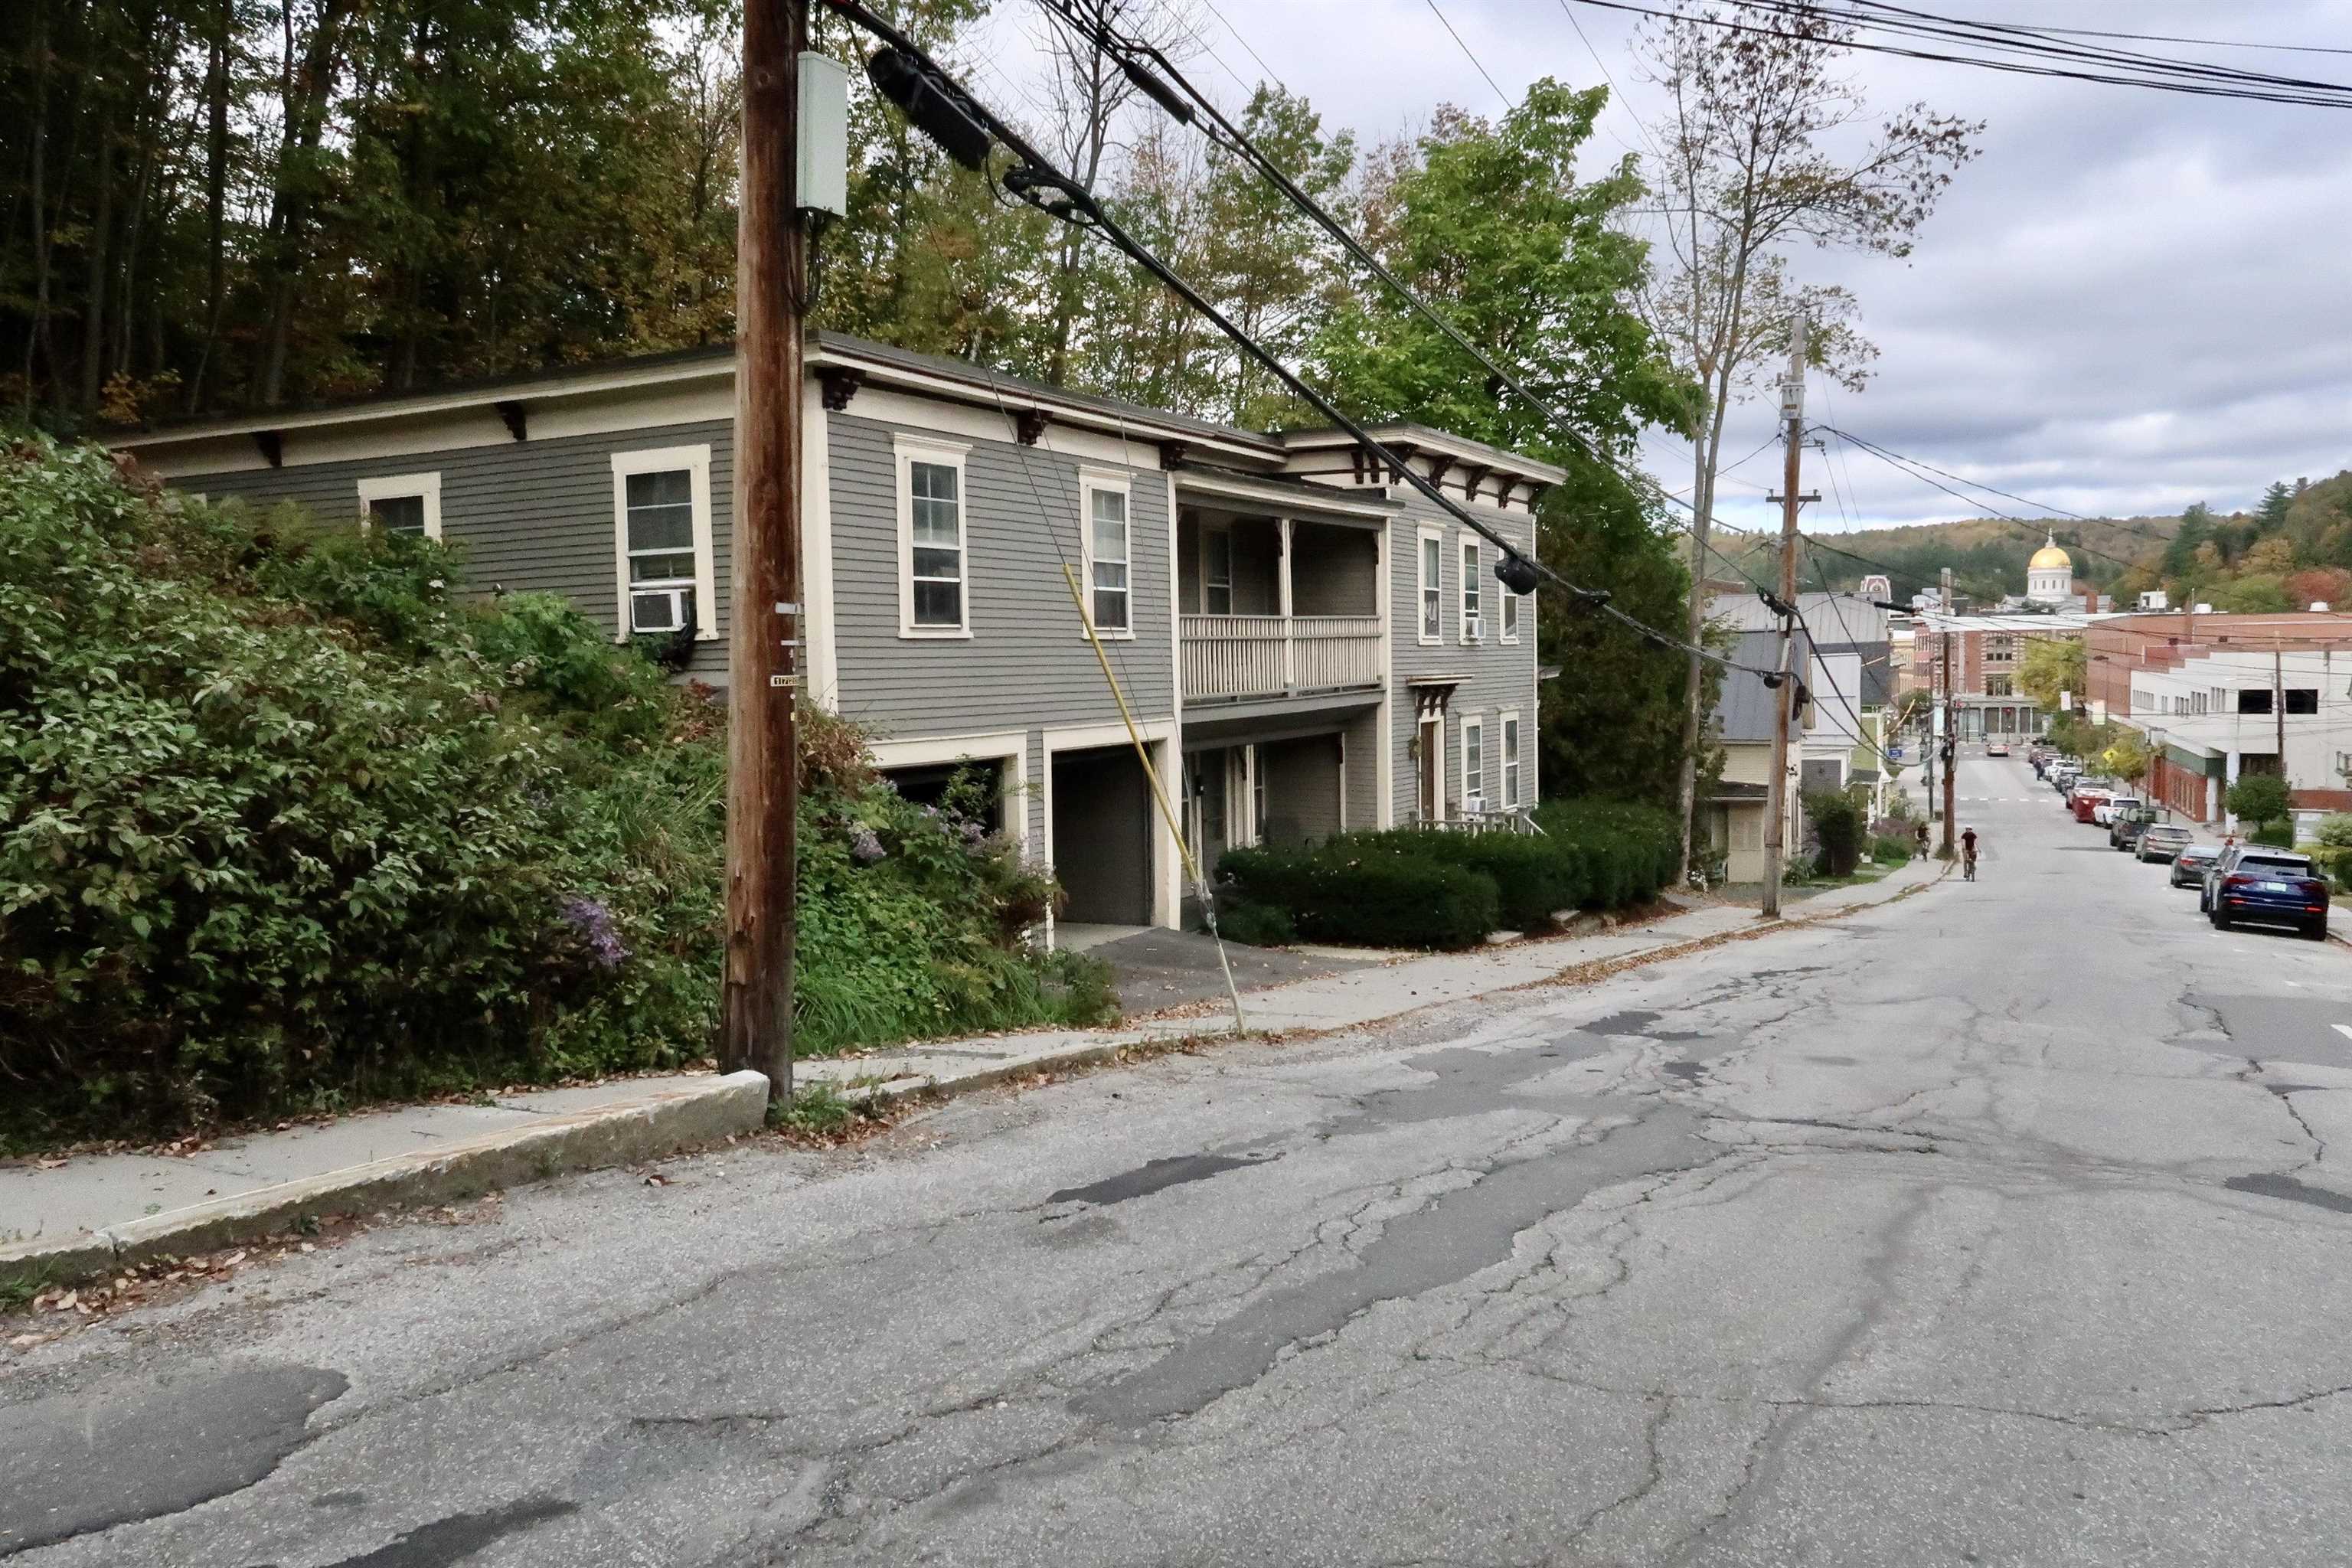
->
xmin=2297 ymin=477 xmax=2310 ymax=494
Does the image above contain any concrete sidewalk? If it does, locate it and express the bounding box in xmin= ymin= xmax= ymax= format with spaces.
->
xmin=805 ymin=855 xmax=1939 ymax=1089
xmin=3 ymin=858 xmax=1938 ymax=1280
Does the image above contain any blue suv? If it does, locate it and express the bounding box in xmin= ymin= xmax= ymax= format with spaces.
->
xmin=2204 ymin=846 xmax=2331 ymax=940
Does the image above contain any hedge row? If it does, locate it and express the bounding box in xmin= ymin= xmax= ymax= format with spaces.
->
xmin=1217 ymin=845 xmax=1500 ymax=950
xmin=1216 ymin=800 xmax=1683 ymax=950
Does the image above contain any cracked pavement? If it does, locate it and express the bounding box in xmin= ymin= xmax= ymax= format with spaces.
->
xmin=10 ymin=756 xmax=2352 ymax=1566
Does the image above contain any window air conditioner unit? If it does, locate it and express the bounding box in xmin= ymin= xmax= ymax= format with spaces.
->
xmin=631 ymin=586 xmax=691 ymax=635
xmin=1462 ymin=615 xmax=1485 ymax=643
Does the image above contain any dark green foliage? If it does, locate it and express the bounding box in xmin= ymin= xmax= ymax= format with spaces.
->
xmin=1218 ymin=801 xmax=1681 ymax=950
xmin=1370 ymin=832 xmax=1581 ymax=931
xmin=0 ymin=440 xmax=1106 ymax=1145
xmin=2226 ymin=773 xmax=2291 ymax=828
xmin=2251 ymin=821 xmax=2296 ymax=849
xmin=1534 ymin=468 xmax=1710 ymax=803
xmin=1803 ymin=788 xmax=1868 ymax=877
xmin=1870 ymin=835 xmax=1914 ymax=867
xmin=1532 ymin=800 xmax=1685 ymax=909
xmin=1218 ymin=845 xmax=1500 ymax=951
xmin=1212 ymin=901 xmax=1297 ymax=948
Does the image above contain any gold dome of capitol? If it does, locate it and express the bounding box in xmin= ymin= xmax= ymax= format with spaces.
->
xmin=2030 ymin=534 xmax=2071 ymax=570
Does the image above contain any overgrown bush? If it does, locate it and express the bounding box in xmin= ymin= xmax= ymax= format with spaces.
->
xmin=1218 ymin=844 xmax=1499 ymax=950
xmin=2251 ymin=820 xmax=2295 ymax=848
xmin=0 ymin=439 xmax=1107 ymax=1145
xmin=1531 ymin=799 xmax=1683 ymax=908
xmin=1803 ymin=786 xmax=1868 ymax=877
xmin=1870 ymin=835 xmax=1913 ymax=867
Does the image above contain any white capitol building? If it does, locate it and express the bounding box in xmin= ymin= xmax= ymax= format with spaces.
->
xmin=2026 ymin=533 xmax=2075 ymax=605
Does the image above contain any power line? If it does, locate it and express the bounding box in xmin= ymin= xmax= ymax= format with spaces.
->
xmin=1035 ymin=0 xmax=1717 ymax=536
xmin=1424 ymin=0 xmax=1514 ymax=108
xmin=1196 ymin=0 xmax=1289 ymax=92
xmin=1820 ymin=430 xmax=2151 ymax=577
xmin=831 ymin=0 xmax=1789 ymax=680
xmin=1565 ymin=0 xmax=2352 ymax=109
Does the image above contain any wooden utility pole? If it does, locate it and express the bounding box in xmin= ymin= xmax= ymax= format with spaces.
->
xmin=724 ymin=0 xmax=808 ymax=1099
xmin=1761 ymin=313 xmax=1807 ymax=918
xmin=1936 ymin=567 xmax=1955 ymax=857
xmin=2274 ymin=645 xmax=2287 ymax=778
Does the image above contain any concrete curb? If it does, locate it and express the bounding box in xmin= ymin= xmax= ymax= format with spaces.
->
xmin=2 ymin=1071 xmax=769 ymax=1289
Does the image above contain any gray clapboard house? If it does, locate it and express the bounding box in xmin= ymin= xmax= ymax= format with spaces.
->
xmin=110 ymin=332 xmax=1552 ymax=933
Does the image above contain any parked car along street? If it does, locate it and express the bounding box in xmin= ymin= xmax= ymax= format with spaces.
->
xmin=2169 ymin=843 xmax=2220 ymax=886
xmin=2094 ymin=792 xmax=2142 ymax=828
xmin=2138 ymin=824 xmax=2193 ymax=862
xmin=2200 ymin=844 xmax=2331 ymax=939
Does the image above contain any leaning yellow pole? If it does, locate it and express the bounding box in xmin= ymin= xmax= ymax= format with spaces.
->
xmin=1061 ymin=563 xmax=1247 ymax=1036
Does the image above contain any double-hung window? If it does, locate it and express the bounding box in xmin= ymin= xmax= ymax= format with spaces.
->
xmin=357 ymin=472 xmax=441 ymax=540
xmin=1083 ymin=472 xmax=1132 ymax=636
xmin=1462 ymin=716 xmax=1485 ymax=813
xmin=896 ymin=435 xmax=972 ymax=636
xmin=1501 ymin=713 xmax=1522 ymax=808
xmin=1418 ymin=527 xmax=1444 ymax=643
xmin=1501 ymin=578 xmax=1521 ymax=642
xmin=1204 ymin=527 xmax=1233 ymax=615
xmin=610 ymin=445 xmax=715 ymax=641
xmin=1460 ymin=537 xmax=1482 ymax=642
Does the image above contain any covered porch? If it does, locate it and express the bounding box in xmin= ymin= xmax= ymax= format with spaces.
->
xmin=1174 ymin=477 xmax=1388 ymax=706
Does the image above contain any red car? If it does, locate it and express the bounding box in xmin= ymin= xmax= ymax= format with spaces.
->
xmin=2070 ymin=787 xmax=2112 ymax=824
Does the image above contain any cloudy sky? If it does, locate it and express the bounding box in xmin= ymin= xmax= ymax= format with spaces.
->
xmin=978 ymin=1 xmax=2352 ymax=536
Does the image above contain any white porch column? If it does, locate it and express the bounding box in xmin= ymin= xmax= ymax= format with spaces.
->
xmin=1278 ymin=516 xmax=1295 ymax=691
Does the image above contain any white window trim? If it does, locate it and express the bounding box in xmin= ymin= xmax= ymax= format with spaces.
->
xmin=609 ymin=444 xmax=717 ymax=642
xmin=893 ymin=433 xmax=973 ymax=640
xmin=1416 ymin=524 xmax=1445 ymax=646
xmin=1500 ymin=709 xmax=1522 ymax=810
xmin=1461 ymin=713 xmax=1486 ymax=815
xmin=1459 ymin=534 xmax=1484 ymax=645
xmin=1078 ymin=467 xmax=1135 ymax=641
xmin=357 ymin=471 xmax=443 ymax=541
xmin=1500 ymin=578 xmax=1521 ymax=643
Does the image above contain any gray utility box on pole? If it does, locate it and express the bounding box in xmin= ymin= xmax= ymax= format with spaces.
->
xmin=797 ymin=51 xmax=850 ymax=219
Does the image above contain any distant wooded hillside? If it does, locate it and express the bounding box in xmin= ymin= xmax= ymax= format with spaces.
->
xmin=1697 ymin=472 xmax=2352 ymax=610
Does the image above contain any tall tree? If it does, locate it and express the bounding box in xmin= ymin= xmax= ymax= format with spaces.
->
xmin=1311 ymin=81 xmax=1704 ymax=802
xmin=1635 ymin=1 xmax=1980 ymax=872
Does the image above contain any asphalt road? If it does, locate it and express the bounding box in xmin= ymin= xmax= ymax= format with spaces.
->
xmin=11 ymin=750 xmax=2352 ymax=1566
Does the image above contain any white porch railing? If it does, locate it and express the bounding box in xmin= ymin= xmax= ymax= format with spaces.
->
xmin=1181 ymin=614 xmax=1383 ymax=701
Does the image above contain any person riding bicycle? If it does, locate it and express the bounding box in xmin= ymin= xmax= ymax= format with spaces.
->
xmin=1962 ymin=826 xmax=1978 ymax=878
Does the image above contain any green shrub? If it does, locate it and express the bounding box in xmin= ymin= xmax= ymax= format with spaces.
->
xmin=2304 ymin=843 xmax=2352 ymax=893
xmin=1531 ymin=799 xmax=1682 ymax=907
xmin=1803 ymin=786 xmax=1868 ymax=877
xmin=2250 ymin=820 xmax=2295 ymax=848
xmin=1213 ymin=900 xmax=1296 ymax=946
xmin=1346 ymin=830 xmax=1579 ymax=929
xmin=0 ymin=439 xmax=1106 ymax=1145
xmin=1219 ymin=844 xmax=1498 ymax=949
xmin=1870 ymin=835 xmax=1913 ymax=866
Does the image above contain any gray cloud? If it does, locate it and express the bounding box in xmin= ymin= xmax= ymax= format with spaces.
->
xmin=980 ymin=0 xmax=2352 ymax=535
